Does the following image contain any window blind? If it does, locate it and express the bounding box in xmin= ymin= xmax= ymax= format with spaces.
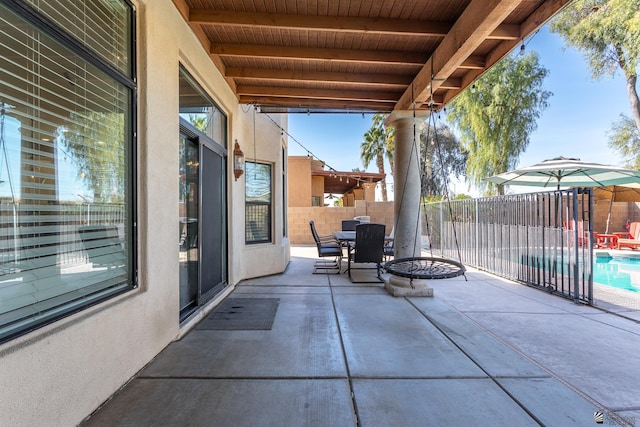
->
xmin=22 ymin=0 xmax=132 ymax=76
xmin=0 ymin=0 xmax=134 ymax=342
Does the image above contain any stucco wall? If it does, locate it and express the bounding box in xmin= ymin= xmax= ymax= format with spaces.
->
xmin=0 ymin=1 xmax=288 ymax=425
xmin=288 ymin=156 xmax=313 ymax=207
xmin=231 ymin=106 xmax=290 ymax=279
xmin=312 ymin=176 xmax=325 ymax=202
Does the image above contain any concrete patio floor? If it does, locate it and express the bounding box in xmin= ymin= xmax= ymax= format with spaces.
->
xmin=83 ymin=246 xmax=640 ymax=426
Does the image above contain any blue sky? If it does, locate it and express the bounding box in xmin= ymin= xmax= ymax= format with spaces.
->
xmin=287 ymin=24 xmax=634 ymax=196
xmin=0 ymin=116 xmax=89 ymax=201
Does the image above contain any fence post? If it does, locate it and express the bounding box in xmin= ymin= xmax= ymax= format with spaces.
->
xmin=587 ymin=189 xmax=594 ymax=304
xmin=475 ymin=198 xmax=479 ymax=265
xmin=572 ymin=190 xmax=580 ymax=303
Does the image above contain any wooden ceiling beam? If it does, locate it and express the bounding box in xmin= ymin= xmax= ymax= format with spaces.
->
xmin=459 ymin=56 xmax=486 ymax=69
xmin=226 ymin=67 xmax=412 ymax=86
xmin=440 ymin=78 xmax=462 ymax=90
xmin=190 ymin=9 xmax=449 ymax=36
xmin=171 ymin=0 xmax=236 ymax=92
xmin=485 ymin=24 xmax=520 ymax=40
xmin=190 ymin=9 xmax=520 ymax=40
xmin=239 ymin=96 xmax=396 ymax=112
xmin=441 ymin=0 xmax=572 ymax=105
xmin=236 ymin=85 xmax=402 ymax=103
xmin=396 ymin=0 xmax=523 ymax=110
xmin=211 ymin=44 xmax=426 ymax=65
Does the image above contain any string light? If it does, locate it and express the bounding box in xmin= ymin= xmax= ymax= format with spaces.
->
xmin=259 ymin=111 xmax=381 ymax=199
xmin=262 ymin=112 xmax=344 ymax=178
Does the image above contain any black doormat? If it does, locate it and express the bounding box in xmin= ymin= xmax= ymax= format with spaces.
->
xmin=197 ymin=298 xmax=280 ymax=330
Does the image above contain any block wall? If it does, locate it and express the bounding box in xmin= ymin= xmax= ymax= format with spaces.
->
xmin=288 ymin=201 xmax=394 ymax=244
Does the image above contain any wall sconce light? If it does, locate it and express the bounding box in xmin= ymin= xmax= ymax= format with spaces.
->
xmin=233 ymin=140 xmax=245 ymax=181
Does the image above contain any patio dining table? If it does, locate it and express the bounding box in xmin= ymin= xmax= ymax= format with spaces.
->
xmin=333 ymin=231 xmax=394 ymax=244
xmin=333 ymin=231 xmax=356 ymax=243
xmin=333 ymin=230 xmax=394 ymax=262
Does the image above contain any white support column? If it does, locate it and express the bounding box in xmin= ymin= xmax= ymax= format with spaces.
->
xmin=385 ymin=111 xmax=433 ymax=297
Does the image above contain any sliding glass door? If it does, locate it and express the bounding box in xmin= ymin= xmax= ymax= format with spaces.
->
xmin=178 ymin=133 xmax=199 ymax=315
xmin=178 ymin=121 xmax=227 ymax=320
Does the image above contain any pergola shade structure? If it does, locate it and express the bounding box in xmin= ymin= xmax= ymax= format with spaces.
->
xmin=173 ymin=0 xmax=571 ymax=113
xmin=314 ymin=170 xmax=385 ymax=195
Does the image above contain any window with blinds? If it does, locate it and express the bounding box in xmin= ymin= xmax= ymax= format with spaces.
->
xmin=0 ymin=0 xmax=135 ymax=343
xmin=245 ymin=162 xmax=272 ymax=244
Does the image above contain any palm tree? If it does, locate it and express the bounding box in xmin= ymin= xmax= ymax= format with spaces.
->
xmin=372 ymin=114 xmax=395 ymax=177
xmin=360 ymin=113 xmax=394 ymax=201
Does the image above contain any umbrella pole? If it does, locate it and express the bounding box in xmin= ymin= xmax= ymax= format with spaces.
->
xmin=605 ymin=196 xmax=614 ymax=234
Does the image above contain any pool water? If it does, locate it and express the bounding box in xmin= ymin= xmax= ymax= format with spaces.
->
xmin=593 ymin=257 xmax=640 ymax=293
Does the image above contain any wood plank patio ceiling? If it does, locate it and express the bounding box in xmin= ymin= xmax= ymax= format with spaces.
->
xmin=172 ymin=0 xmax=570 ymax=113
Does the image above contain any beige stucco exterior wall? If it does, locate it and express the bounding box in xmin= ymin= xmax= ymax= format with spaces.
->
xmin=312 ymin=176 xmax=325 ymax=202
xmin=231 ymin=106 xmax=290 ymax=279
xmin=0 ymin=1 xmax=288 ymax=425
xmin=288 ymin=156 xmax=313 ymax=207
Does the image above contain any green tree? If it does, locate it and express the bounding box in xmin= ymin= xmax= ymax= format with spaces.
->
xmin=550 ymin=0 xmax=640 ymax=165
xmin=419 ymin=120 xmax=467 ymax=199
xmin=360 ymin=113 xmax=394 ymax=201
xmin=189 ymin=114 xmax=207 ymax=132
xmin=446 ymin=52 xmax=551 ymax=195
xmin=608 ymin=114 xmax=640 ymax=168
xmin=375 ymin=114 xmax=395 ymax=178
xmin=62 ymin=112 xmax=126 ymax=203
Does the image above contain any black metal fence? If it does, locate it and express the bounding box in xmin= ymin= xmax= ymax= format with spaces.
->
xmin=423 ymin=188 xmax=594 ymax=304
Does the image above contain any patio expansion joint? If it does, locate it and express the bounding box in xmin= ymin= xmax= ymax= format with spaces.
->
xmin=416 ymin=297 xmax=624 ymax=424
xmin=461 ymin=310 xmax=581 ymax=315
xmin=405 ymin=297 xmax=553 ymax=426
xmin=479 ymin=272 xmax=640 ymax=323
xmin=347 ymin=375 xmax=546 ymax=380
xmin=584 ymin=307 xmax=640 ymax=329
xmin=462 ymin=307 xmax=640 ymax=338
xmin=462 ymin=292 xmax=640 ymax=334
xmin=134 ymin=375 xmax=349 ymax=381
xmin=328 ymin=277 xmax=362 ymax=427
xmin=609 ymin=405 xmax=640 ymax=412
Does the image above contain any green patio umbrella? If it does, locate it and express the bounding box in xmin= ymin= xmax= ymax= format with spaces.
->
xmin=486 ymin=157 xmax=640 ymax=234
xmin=485 ymin=157 xmax=640 ymax=190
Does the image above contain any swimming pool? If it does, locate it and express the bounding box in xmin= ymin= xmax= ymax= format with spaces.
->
xmin=594 ymin=256 xmax=640 ymax=293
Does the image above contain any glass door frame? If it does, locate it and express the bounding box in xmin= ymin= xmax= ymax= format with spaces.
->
xmin=178 ymin=119 xmax=228 ymax=320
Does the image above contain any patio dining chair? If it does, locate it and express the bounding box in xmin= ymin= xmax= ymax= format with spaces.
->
xmin=341 ymin=219 xmax=360 ymax=231
xmin=309 ymin=220 xmax=342 ymax=274
xmin=347 ymin=223 xmax=386 ymax=283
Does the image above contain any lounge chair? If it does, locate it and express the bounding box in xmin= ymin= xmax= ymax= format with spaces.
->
xmin=617 ymin=222 xmax=640 ymax=250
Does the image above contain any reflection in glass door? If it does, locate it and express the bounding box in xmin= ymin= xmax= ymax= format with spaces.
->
xmin=179 ymin=134 xmax=199 ymax=317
